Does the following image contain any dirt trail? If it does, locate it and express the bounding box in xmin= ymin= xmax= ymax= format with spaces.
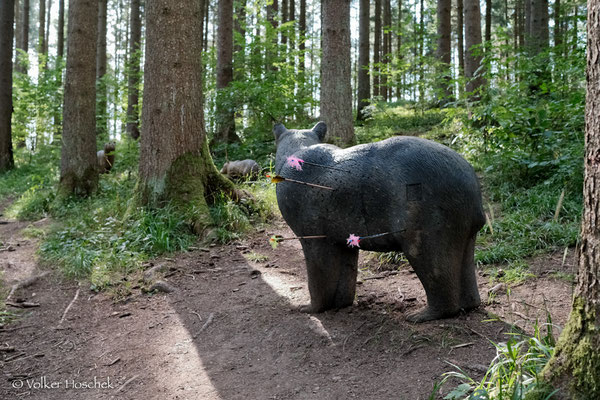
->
xmin=0 ymin=213 xmax=576 ymax=399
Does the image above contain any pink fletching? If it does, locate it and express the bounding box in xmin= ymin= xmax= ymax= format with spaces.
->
xmin=286 ymin=156 xmax=305 ymax=171
xmin=346 ymin=234 xmax=361 ymax=248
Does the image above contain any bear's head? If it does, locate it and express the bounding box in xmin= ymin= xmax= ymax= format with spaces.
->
xmin=273 ymin=122 xmax=327 ymax=149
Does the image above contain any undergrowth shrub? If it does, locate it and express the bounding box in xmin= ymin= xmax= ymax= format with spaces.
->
xmin=436 ymin=319 xmax=559 ymax=399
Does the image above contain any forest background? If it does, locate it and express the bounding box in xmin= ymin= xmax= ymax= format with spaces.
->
xmin=0 ymin=0 xmax=596 ymax=398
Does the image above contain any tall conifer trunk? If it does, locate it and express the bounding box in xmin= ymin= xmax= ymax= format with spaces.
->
xmin=357 ymin=0 xmax=370 ymax=121
xmin=139 ymin=0 xmax=238 ymax=233
xmin=59 ymin=0 xmax=99 ymax=196
xmin=320 ymin=0 xmax=355 ymax=146
xmin=0 ymin=0 xmax=15 ymax=171
xmin=541 ymin=2 xmax=600 ymax=396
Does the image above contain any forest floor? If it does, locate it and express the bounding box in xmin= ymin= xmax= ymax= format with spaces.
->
xmin=0 ymin=201 xmax=577 ymax=400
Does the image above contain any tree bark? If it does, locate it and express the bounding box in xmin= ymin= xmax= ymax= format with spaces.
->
xmin=357 ymin=0 xmax=370 ymax=121
xmin=463 ymin=0 xmax=484 ymax=96
xmin=15 ymin=0 xmax=28 ymax=74
xmin=14 ymin=0 xmax=21 ymax=63
xmin=554 ymin=0 xmax=562 ymax=47
xmin=281 ymin=0 xmax=288 ymax=46
xmin=126 ymin=0 xmax=142 ymax=140
xmin=139 ymin=0 xmax=237 ymax=233
xmin=541 ymin=2 xmax=600 ymax=397
xmin=57 ymin=0 xmax=64 ymax=58
xmin=59 ymin=0 xmax=99 ymax=197
xmin=203 ymin=0 xmax=209 ymax=52
xmin=528 ymin=0 xmax=549 ymax=55
xmin=0 ymin=0 xmax=15 ymax=172
xmin=44 ymin=0 xmax=51 ymax=55
xmin=374 ymin=0 xmax=381 ymax=98
xmin=299 ymin=0 xmax=306 ymax=71
xmin=525 ymin=0 xmax=532 ymax=42
xmin=418 ymin=0 xmax=424 ymax=102
xmin=320 ymin=0 xmax=354 ymax=146
xmin=457 ymin=0 xmax=464 ymax=82
xmin=382 ymin=0 xmax=391 ymax=101
xmin=485 ymin=0 xmax=491 ymax=47
xmin=38 ymin=0 xmax=46 ymax=63
xmin=233 ymin=0 xmax=246 ymax=79
xmin=527 ymin=0 xmax=550 ymax=92
xmin=436 ymin=0 xmax=452 ymax=101
xmin=96 ymin=0 xmax=108 ymax=139
xmin=215 ymin=0 xmax=237 ymax=143
xmin=289 ymin=0 xmax=295 ymax=50
xmin=396 ymin=0 xmax=403 ymax=99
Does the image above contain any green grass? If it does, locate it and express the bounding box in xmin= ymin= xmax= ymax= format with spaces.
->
xmin=356 ymin=105 xmax=446 ymax=143
xmin=475 ymin=182 xmax=581 ymax=266
xmin=487 ymin=261 xmax=536 ymax=286
xmin=0 ymin=145 xmax=59 ymax=218
xmin=436 ymin=319 xmax=559 ymax=399
xmin=1 ymin=141 xmax=276 ymax=293
xmin=245 ymin=251 xmax=269 ymax=262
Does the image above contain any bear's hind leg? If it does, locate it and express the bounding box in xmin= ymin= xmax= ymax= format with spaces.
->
xmin=299 ymin=240 xmax=359 ymax=313
xmin=459 ymin=235 xmax=481 ymax=312
xmin=403 ymin=233 xmax=464 ymax=322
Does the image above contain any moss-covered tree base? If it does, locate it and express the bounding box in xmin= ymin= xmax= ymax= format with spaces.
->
xmin=58 ymin=166 xmax=99 ymax=198
xmin=137 ymin=137 xmax=243 ymax=236
xmin=540 ymin=296 xmax=600 ymax=399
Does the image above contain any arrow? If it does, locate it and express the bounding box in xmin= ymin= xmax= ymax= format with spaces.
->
xmin=267 ymin=174 xmax=334 ymax=191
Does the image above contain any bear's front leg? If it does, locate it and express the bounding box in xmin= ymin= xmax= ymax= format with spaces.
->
xmin=298 ymin=240 xmax=359 ymax=313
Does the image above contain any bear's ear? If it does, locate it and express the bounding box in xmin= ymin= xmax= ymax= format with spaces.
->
xmin=273 ymin=123 xmax=287 ymax=141
xmin=312 ymin=121 xmax=327 ymax=142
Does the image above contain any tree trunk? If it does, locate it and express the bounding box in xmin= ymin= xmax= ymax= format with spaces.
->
xmin=15 ymin=0 xmax=28 ymax=74
xmin=267 ymin=0 xmax=278 ymax=29
xmin=266 ymin=0 xmax=278 ymax=70
xmin=289 ymin=0 xmax=295 ymax=50
xmin=357 ymin=0 xmax=370 ymax=121
xmin=59 ymin=0 xmax=99 ymax=197
xmin=485 ymin=0 xmax=491 ymax=46
xmin=320 ymin=0 xmax=354 ymax=146
xmin=457 ymin=0 xmax=465 ymax=88
xmin=126 ymin=0 xmax=142 ymax=140
xmin=0 ymin=0 xmax=15 ymax=172
xmin=382 ymin=0 xmax=391 ymax=101
xmin=436 ymin=0 xmax=452 ymax=101
xmin=525 ymin=0 xmax=532 ymax=42
xmin=96 ymin=0 xmax=108 ymax=139
xmin=215 ymin=0 xmax=237 ymax=144
xmin=418 ymin=0 xmax=424 ymax=103
xmin=529 ymin=0 xmax=549 ymax=55
xmin=281 ymin=0 xmax=288 ymax=47
xmin=139 ymin=0 xmax=237 ymax=233
xmin=233 ymin=0 xmax=246 ymax=79
xmin=528 ymin=0 xmax=550 ymax=92
xmin=44 ymin=0 xmax=51 ymax=55
xmin=554 ymin=0 xmax=562 ymax=47
xmin=57 ymin=0 xmax=64 ymax=58
xmin=203 ymin=0 xmax=209 ymax=52
xmin=519 ymin=0 xmax=525 ymax=48
xmin=396 ymin=0 xmax=403 ymax=99
xmin=514 ymin=0 xmax=520 ymax=49
xmin=299 ymin=0 xmax=306 ymax=71
xmin=374 ymin=0 xmax=381 ymax=98
xmin=463 ymin=0 xmax=484 ymax=95
xmin=14 ymin=0 xmax=21 ymax=64
xmin=38 ymin=0 xmax=45 ymax=63
xmin=541 ymin=2 xmax=600 ymax=397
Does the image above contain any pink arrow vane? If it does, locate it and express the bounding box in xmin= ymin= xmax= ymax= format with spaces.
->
xmin=286 ymin=156 xmax=349 ymax=172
